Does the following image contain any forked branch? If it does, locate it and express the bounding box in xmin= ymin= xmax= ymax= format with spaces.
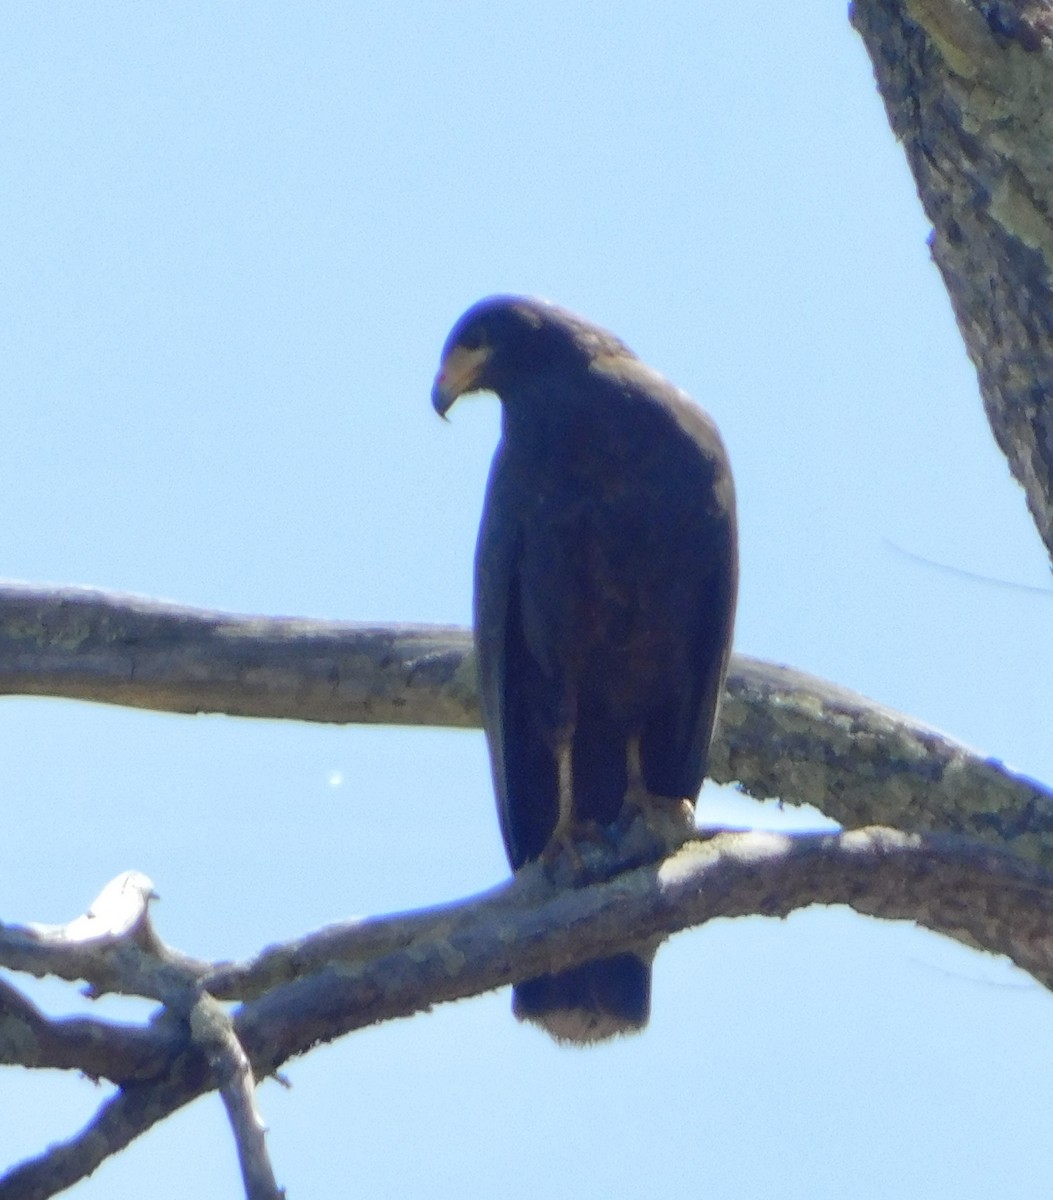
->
xmin=3 ymin=826 xmax=1052 ymax=1198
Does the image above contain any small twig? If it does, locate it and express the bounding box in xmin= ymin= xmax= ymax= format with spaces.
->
xmin=191 ymin=994 xmax=283 ymax=1200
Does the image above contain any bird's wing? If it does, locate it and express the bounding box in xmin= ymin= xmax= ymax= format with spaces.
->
xmin=633 ymin=393 xmax=739 ymax=801
xmin=474 ymin=444 xmax=559 ymax=867
xmin=680 ymin=534 xmax=738 ymax=793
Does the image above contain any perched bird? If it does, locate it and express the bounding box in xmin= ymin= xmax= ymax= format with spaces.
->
xmin=433 ymin=296 xmax=737 ymax=1043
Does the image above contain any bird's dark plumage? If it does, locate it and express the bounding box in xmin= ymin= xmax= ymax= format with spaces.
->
xmin=434 ymin=295 xmax=737 ymax=1043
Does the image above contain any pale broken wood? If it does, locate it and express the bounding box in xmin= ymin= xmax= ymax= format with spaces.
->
xmin=28 ymin=871 xmax=157 ymax=945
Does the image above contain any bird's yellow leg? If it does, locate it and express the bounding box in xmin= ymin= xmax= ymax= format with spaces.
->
xmin=625 ymin=736 xmax=647 ymax=805
xmin=555 ymin=738 xmax=575 ymax=842
xmin=540 ymin=738 xmax=585 ymax=877
xmin=618 ymin=736 xmax=694 ymax=856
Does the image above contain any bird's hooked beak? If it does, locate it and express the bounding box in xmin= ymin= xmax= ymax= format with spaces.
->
xmin=432 ymin=344 xmax=491 ymax=418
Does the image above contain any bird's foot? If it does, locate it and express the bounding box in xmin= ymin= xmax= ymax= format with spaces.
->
xmin=540 ymin=820 xmax=621 ymax=886
xmin=538 ymin=799 xmax=694 ymax=886
xmin=538 ymin=827 xmax=584 ymax=886
xmin=612 ymin=794 xmax=695 ymax=868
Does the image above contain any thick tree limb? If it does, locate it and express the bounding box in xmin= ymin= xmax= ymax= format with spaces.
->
xmin=230 ymin=826 xmax=1053 ymax=1055
xmin=4 ymin=826 xmax=1052 ymax=1198
xmin=0 ymin=582 xmax=477 ymax=727
xmin=1 ymin=584 xmax=1051 ymax=866
xmin=852 ymin=0 xmax=1053 ymax=562
xmin=0 ymin=976 xmax=178 ymax=1082
xmin=710 ymin=656 xmax=1053 ymax=868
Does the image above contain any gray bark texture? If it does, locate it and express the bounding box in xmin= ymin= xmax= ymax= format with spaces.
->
xmin=852 ymin=0 xmax=1053 ymax=562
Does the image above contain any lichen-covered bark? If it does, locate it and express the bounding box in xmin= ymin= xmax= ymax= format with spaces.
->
xmin=852 ymin=0 xmax=1053 ymax=562
xmin=711 ymin=657 xmax=1053 ymax=868
xmin=5 ymin=827 xmax=1053 ymax=1198
xmin=2 ymin=585 xmax=1052 ymax=870
xmin=0 ymin=584 xmax=478 ymax=727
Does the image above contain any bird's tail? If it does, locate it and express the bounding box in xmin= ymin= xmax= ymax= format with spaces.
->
xmin=512 ymin=951 xmax=653 ymax=1044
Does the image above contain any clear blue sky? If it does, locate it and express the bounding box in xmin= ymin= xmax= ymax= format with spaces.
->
xmin=3 ymin=5 xmax=1052 ymax=1198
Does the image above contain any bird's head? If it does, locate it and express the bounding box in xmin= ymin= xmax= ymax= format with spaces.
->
xmin=431 ymin=295 xmax=626 ymax=417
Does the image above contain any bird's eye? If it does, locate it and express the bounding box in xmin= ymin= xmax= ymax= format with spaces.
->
xmin=459 ymin=325 xmax=485 ymax=352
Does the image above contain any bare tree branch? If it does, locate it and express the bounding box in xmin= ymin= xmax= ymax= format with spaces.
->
xmin=3 ymin=578 xmax=1049 ymax=1197
xmin=4 ymin=825 xmax=1052 ymax=1198
xmin=231 ymin=826 xmax=1053 ymax=1065
xmin=1 ymin=584 xmax=1051 ymax=868
xmin=851 ymin=0 xmax=1053 ymax=562
xmin=711 ymin=657 xmax=1053 ymax=869
xmin=0 ymin=976 xmax=176 ymax=1083
xmin=0 ymin=875 xmax=282 ymax=1198
xmin=1 ymin=871 xmax=212 ymax=1001
xmin=190 ymin=994 xmax=283 ymax=1200
xmin=0 ymin=1062 xmax=209 ymax=1200
xmin=0 ymin=582 xmax=476 ymax=727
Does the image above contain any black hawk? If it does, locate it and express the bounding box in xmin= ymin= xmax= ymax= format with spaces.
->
xmin=433 ymin=296 xmax=737 ymax=1043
